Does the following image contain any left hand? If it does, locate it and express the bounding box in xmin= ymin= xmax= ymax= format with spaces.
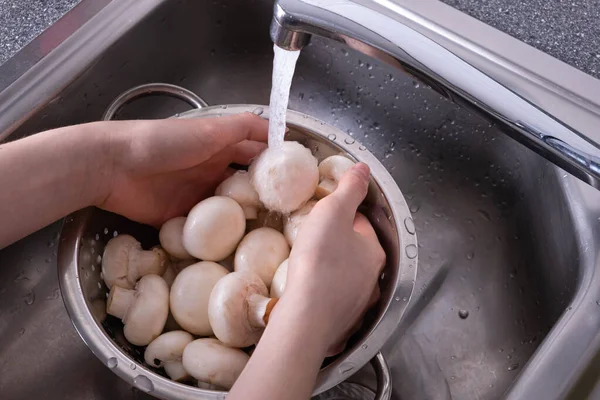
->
xmin=96 ymin=113 xmax=268 ymax=227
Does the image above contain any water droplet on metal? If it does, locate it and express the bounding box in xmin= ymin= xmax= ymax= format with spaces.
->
xmin=466 ymin=252 xmax=474 ymax=260
xmin=409 ymin=203 xmax=421 ymax=213
xmin=19 ymin=328 xmax=25 ymax=336
xmin=252 ymin=107 xmax=264 ymax=116
xmin=113 ymin=231 xmax=118 ymax=237
xmin=508 ymin=363 xmax=519 ymax=371
xmin=107 ymin=357 xmax=118 ymax=369
xmin=96 ymin=255 xmax=102 ymax=264
xmin=133 ymin=375 xmax=154 ymax=393
xmin=395 ymin=296 xmax=401 ymax=301
xmin=24 ymin=291 xmax=35 ymax=305
xmin=413 ymin=81 xmax=420 ymax=88
xmin=14 ymin=271 xmax=29 ymax=282
xmin=404 ymin=217 xmax=415 ymax=234
xmin=130 ymin=363 xmax=137 ymax=370
xmin=405 ymin=244 xmax=417 ymax=259
xmin=344 ymin=137 xmax=355 ymax=144
xmin=103 ymin=228 xmax=109 ymax=235
xmin=339 ymin=362 xmax=356 ymax=374
xmin=327 ymin=133 xmax=337 ymax=141
xmin=361 ymin=344 xmax=368 ymax=350
xmin=458 ymin=309 xmax=469 ymax=319
xmin=359 ymin=145 xmax=366 ymax=151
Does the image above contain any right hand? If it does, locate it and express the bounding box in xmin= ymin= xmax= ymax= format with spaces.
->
xmin=279 ymin=163 xmax=386 ymax=354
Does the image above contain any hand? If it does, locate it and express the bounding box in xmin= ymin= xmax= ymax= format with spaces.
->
xmin=280 ymin=163 xmax=386 ymax=354
xmin=97 ymin=113 xmax=268 ymax=227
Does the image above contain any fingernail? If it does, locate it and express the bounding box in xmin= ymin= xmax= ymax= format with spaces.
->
xmin=353 ymin=162 xmax=370 ymax=180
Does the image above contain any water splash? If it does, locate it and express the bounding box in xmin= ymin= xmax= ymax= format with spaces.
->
xmin=268 ymin=45 xmax=301 ymax=149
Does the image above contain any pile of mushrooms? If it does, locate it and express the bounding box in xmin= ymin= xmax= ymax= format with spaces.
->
xmin=99 ymin=145 xmax=361 ymax=390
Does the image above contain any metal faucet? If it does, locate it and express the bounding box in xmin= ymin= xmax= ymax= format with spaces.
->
xmin=270 ymin=0 xmax=600 ymax=189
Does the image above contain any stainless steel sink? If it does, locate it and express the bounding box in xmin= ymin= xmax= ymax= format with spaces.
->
xmin=1 ymin=0 xmax=600 ymax=399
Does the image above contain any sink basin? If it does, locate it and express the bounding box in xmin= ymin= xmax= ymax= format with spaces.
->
xmin=1 ymin=0 xmax=600 ymax=399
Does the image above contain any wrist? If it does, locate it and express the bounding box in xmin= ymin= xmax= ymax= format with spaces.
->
xmin=268 ymin=291 xmax=332 ymax=356
xmin=75 ymin=121 xmax=122 ymax=208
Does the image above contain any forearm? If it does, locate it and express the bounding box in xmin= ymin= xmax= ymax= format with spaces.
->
xmin=0 ymin=123 xmax=113 ymax=248
xmin=228 ymin=294 xmax=330 ymax=400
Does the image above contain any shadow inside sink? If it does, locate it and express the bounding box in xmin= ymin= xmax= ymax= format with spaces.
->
xmin=0 ymin=0 xmax=583 ymax=399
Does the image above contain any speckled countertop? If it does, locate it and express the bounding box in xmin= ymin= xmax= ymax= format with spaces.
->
xmin=0 ymin=0 xmax=599 ymax=79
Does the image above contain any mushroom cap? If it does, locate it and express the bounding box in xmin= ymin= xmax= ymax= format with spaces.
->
xmin=319 ymin=155 xmax=355 ymax=181
xmin=183 ymin=196 xmax=246 ymax=261
xmin=170 ymin=262 xmax=229 ymax=336
xmin=249 ymin=141 xmax=319 ymax=214
xmin=144 ymin=330 xmax=193 ymax=368
xmin=234 ymin=227 xmax=290 ymax=287
xmin=182 ymin=338 xmax=249 ymax=390
xmin=101 ymin=234 xmax=140 ymax=289
xmin=315 ymin=155 xmax=355 ymax=198
xmin=159 ymin=217 xmax=193 ymax=260
xmin=208 ymin=271 xmax=269 ymax=347
xmin=283 ymin=200 xmax=317 ymax=246
xmin=215 ymin=171 xmax=261 ymax=219
xmin=122 ymin=274 xmax=169 ymax=346
xmin=102 ymin=234 xmax=165 ymax=289
xmin=270 ymin=259 xmax=289 ymax=298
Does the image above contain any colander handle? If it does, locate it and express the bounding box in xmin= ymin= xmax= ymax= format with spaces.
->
xmin=102 ymin=83 xmax=208 ymax=121
xmin=371 ymin=352 xmax=392 ymax=400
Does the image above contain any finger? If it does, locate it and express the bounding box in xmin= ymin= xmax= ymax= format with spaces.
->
xmin=198 ymin=113 xmax=269 ymax=148
xmin=328 ymin=163 xmax=370 ymax=219
xmin=353 ymin=212 xmax=378 ymax=241
xmin=231 ymin=140 xmax=268 ymax=165
xmin=367 ymin=284 xmax=380 ymax=309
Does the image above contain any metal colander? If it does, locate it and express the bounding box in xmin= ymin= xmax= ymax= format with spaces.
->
xmin=57 ymin=84 xmax=417 ymax=399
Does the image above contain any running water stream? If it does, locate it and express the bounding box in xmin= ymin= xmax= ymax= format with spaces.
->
xmin=268 ymin=45 xmax=301 ymax=149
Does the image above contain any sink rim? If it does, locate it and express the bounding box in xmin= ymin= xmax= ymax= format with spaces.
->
xmin=3 ymin=0 xmax=600 ymax=398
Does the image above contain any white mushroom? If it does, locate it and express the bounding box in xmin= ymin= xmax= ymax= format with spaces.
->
xmin=144 ymin=330 xmax=193 ymax=381
xmin=246 ymin=209 xmax=284 ymax=233
xmin=183 ymin=196 xmax=246 ymax=261
xmin=170 ymin=262 xmax=229 ymax=336
xmin=106 ymin=274 xmax=169 ymax=346
xmin=283 ymin=200 xmax=317 ymax=246
xmin=162 ymin=258 xmax=196 ymax=288
xmin=102 ymin=234 xmax=168 ymax=289
xmin=215 ymin=170 xmax=262 ymax=219
xmin=164 ymin=361 xmax=190 ymax=382
xmin=249 ymin=141 xmax=319 ymax=214
xmin=315 ymin=155 xmax=355 ymax=199
xmin=234 ymin=227 xmax=290 ymax=287
xmin=197 ymin=381 xmax=224 ymax=391
xmin=208 ymin=271 xmax=277 ymax=347
xmin=270 ymin=259 xmax=288 ymax=298
xmin=159 ymin=217 xmax=193 ymax=260
xmin=182 ymin=338 xmax=249 ymax=390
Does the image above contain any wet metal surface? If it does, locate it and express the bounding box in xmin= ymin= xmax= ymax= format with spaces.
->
xmin=0 ymin=0 xmax=597 ymax=399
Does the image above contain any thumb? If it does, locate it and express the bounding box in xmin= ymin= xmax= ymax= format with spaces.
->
xmin=330 ymin=162 xmax=371 ymax=215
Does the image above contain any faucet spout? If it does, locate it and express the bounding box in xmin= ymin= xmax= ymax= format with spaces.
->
xmin=270 ymin=0 xmax=600 ymax=189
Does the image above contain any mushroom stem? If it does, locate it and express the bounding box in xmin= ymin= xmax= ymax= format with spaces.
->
xmin=164 ymin=361 xmax=190 ymax=382
xmin=131 ymin=250 xmax=166 ymax=276
xmin=247 ymin=293 xmax=278 ymax=328
xmin=106 ymin=286 xmax=135 ymax=320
